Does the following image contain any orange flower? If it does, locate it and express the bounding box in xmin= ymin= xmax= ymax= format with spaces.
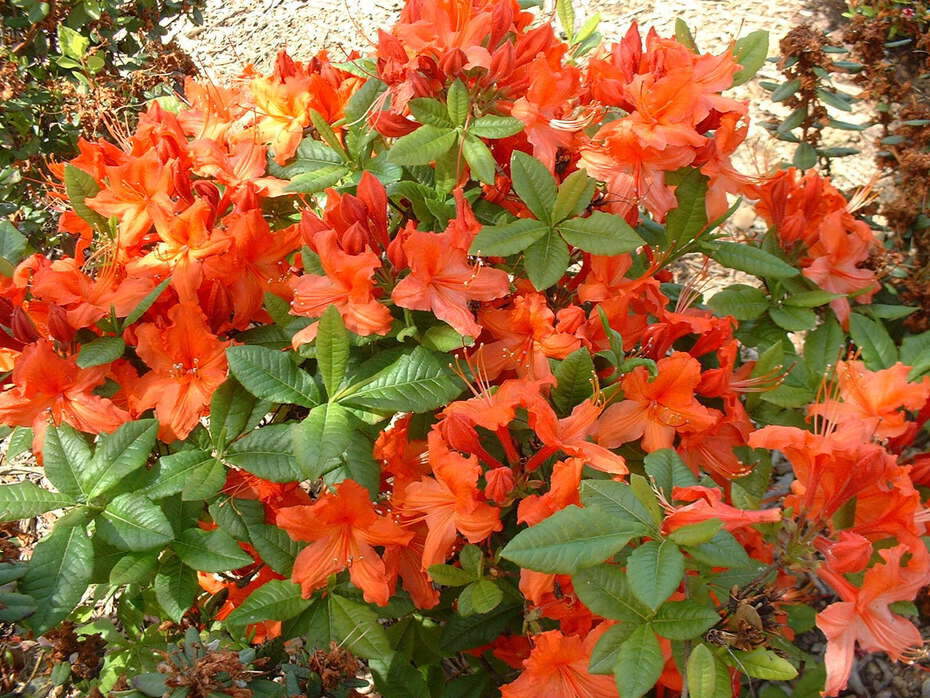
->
xmin=130 ymin=199 xmax=229 ymax=302
xmin=808 ymin=360 xmax=930 ymax=441
xmin=500 ymin=628 xmax=619 ymax=698
xmin=29 ymin=256 xmax=156 ymax=330
xmin=85 ymin=150 xmax=178 ymax=249
xmin=198 ymin=565 xmax=284 ymax=643
xmin=518 ymin=457 xmax=583 ymax=526
xmin=529 ymin=399 xmax=628 ymax=475
xmin=130 ymin=302 xmax=229 ymax=441
xmin=399 ymin=432 xmax=502 ymax=569
xmin=276 ymin=480 xmax=413 ymax=606
xmin=595 ymin=352 xmax=718 ymax=452
xmin=661 ymin=486 xmax=780 ymax=533
xmin=290 ymin=229 xmax=393 ymax=346
xmin=817 ymin=544 xmax=930 ymax=696
xmin=748 ymin=423 xmax=897 ymax=522
xmin=0 ymin=340 xmax=130 ymax=448
xmin=392 ymin=229 xmax=510 ymax=337
xmin=472 ymin=292 xmax=581 ymax=381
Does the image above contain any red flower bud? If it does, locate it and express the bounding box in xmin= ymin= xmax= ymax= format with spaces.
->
xmin=484 ymin=467 xmax=516 ymax=504
xmin=11 ymin=308 xmax=40 ymax=344
xmin=47 ymin=305 xmax=75 ymax=344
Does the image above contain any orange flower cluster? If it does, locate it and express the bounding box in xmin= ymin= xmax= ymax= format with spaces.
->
xmin=2 ymin=1 xmax=929 ymax=696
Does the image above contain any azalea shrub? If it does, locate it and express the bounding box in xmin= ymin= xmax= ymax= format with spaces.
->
xmin=1 ymin=0 xmax=930 ymax=696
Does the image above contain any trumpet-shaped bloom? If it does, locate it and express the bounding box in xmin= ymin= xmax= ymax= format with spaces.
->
xmin=808 ymin=360 xmax=930 ymax=440
xmin=391 ymin=229 xmax=510 ymax=337
xmin=276 ymin=480 xmax=413 ymax=606
xmin=501 ymin=629 xmax=619 ymax=698
xmin=0 ymin=340 xmax=129 ymax=447
xmin=817 ymin=544 xmax=930 ymax=696
xmin=595 ymin=352 xmax=718 ymax=452
xmin=399 ymin=433 xmax=502 ymax=569
xmin=290 ymin=229 xmax=393 ymax=345
xmin=130 ymin=302 xmax=229 ymax=442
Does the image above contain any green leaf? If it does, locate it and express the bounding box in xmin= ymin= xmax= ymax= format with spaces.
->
xmin=270 ymin=138 xmax=343 ymax=179
xmin=0 ymin=591 xmax=36 ymax=623
xmin=652 ymin=600 xmax=720 ymax=639
xmin=427 ymin=564 xmax=477 ymax=587
xmin=510 ymin=151 xmax=557 ymax=223
xmin=689 ymin=530 xmax=752 ymax=568
xmin=145 ymin=450 xmax=216 ymax=500
xmin=708 ymin=284 xmax=769 ymax=321
xmin=209 ymin=496 xmax=265 ymax=540
xmin=816 ymin=87 xmax=853 ymax=112
xmin=98 ymin=493 xmax=175 ymax=551
xmin=226 ymin=346 xmax=321 ymax=407
xmin=328 ymin=594 xmax=392 ymax=660
xmin=420 ymin=324 xmax=473 ymax=352
xmin=317 ymin=305 xmax=349 ymax=398
xmin=293 ymin=404 xmax=353 ymax=480
xmin=666 ymin=169 xmax=709 ymax=248
xmin=668 ymin=519 xmax=723 ymax=546
xmin=556 ymin=0 xmax=575 ymax=40
xmin=409 ymin=98 xmax=454 ymax=128
xmin=674 ymin=18 xmax=698 ymax=52
xmin=247 ymin=523 xmax=302 ymax=576
xmin=154 ymin=556 xmax=198 ymax=623
xmin=732 ymin=30 xmax=769 ymax=86
xmin=286 ymin=165 xmax=350 ymax=193
xmin=468 ymin=115 xmax=524 ymax=139
xmin=850 ymin=313 xmax=897 ymax=370
xmin=614 ymin=625 xmax=663 ymax=698
xmin=589 ymin=623 xmax=637 ymax=674
xmin=226 ymin=579 xmax=310 ymax=625
xmin=20 ymin=523 xmax=93 ymax=634
xmin=440 ymin=602 xmax=522 ymax=653
xmin=122 ymin=277 xmax=171 ymax=327
xmin=109 ymin=551 xmax=158 ymax=585
xmin=339 ymin=346 xmax=463 ymax=412
xmin=458 ymin=580 xmax=503 ymax=616
xmin=57 ymin=24 xmax=90 ymax=60
xmin=173 ymin=527 xmax=253 ymax=573
xmin=0 ymin=482 xmax=75 ymax=522
xmin=389 ymin=125 xmax=458 ymax=166
xmin=644 ymin=449 xmax=698 ymax=498
xmin=581 ymin=480 xmax=658 ymax=534
xmin=0 ymin=220 xmax=28 ymax=269
xmin=573 ymin=564 xmax=651 ymax=623
xmin=446 ymin=79 xmax=470 ymax=127
xmin=553 ymin=170 xmax=596 ymax=223
xmin=687 ymin=644 xmax=726 ymax=698
xmin=771 ymin=78 xmax=801 ymax=102
xmin=64 ymin=165 xmax=108 ymax=230
xmin=707 ymin=242 xmax=799 ymax=279
xmin=729 ymin=648 xmax=798 ymax=680
xmin=226 ymin=424 xmax=302 ymax=482
xmin=43 ymin=424 xmax=91 ymax=497
xmin=559 ymin=212 xmax=643 ymax=255
xmin=76 ymin=336 xmax=124 ymax=368
xmin=552 ymin=348 xmax=595 ymax=413
xmin=469 ymin=218 xmax=549 ymax=256
xmin=501 ymin=505 xmax=643 ymax=574
xmin=524 ymin=229 xmax=569 ymax=290
xmin=209 ymin=378 xmax=271 ymax=447
xmin=626 ymin=541 xmax=684 ymax=610
xmin=793 ymin=142 xmax=818 ymax=169
xmin=344 ymin=78 xmax=387 ymax=125
xmin=462 ymin=135 xmax=496 ymax=185
xmin=85 ymin=419 xmax=158 ymax=498
xmin=769 ymin=305 xmax=817 ymax=332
